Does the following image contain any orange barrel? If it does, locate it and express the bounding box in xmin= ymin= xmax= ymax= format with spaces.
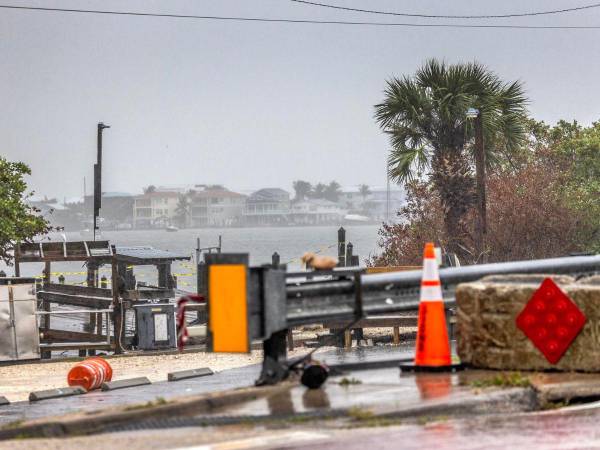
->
xmin=67 ymin=357 xmax=113 ymax=391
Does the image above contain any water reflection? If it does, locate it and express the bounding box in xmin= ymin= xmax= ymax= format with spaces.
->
xmin=415 ymin=373 xmax=452 ymax=400
xmin=302 ymin=388 xmax=331 ymax=409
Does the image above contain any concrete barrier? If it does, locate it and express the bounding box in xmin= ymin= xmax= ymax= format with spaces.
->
xmin=29 ymin=387 xmax=86 ymax=402
xmin=456 ymin=275 xmax=600 ymax=372
xmin=101 ymin=377 xmax=151 ymax=391
xmin=168 ymin=367 xmax=213 ymax=381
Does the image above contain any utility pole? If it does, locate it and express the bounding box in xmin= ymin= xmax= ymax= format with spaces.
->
xmin=386 ymin=160 xmax=391 ymax=222
xmin=94 ymin=122 xmax=110 ymax=241
xmin=473 ymin=111 xmax=487 ymax=263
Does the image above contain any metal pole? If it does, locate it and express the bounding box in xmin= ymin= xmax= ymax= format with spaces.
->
xmin=94 ymin=122 xmax=110 ymax=241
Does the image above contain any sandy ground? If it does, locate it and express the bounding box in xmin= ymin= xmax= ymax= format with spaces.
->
xmin=0 ymin=347 xmax=333 ymax=403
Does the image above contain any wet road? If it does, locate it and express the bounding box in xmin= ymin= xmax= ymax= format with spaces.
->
xmin=0 ymin=345 xmax=414 ymax=426
xmin=286 ymin=403 xmax=600 ymax=450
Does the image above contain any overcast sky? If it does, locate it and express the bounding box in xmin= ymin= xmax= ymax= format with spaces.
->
xmin=1 ymin=0 xmax=600 ymax=199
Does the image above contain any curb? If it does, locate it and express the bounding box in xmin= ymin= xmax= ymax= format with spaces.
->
xmin=0 ymin=383 xmax=537 ymax=440
xmin=0 ymin=382 xmax=295 ymax=440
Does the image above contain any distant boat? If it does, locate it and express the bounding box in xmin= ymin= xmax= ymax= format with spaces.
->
xmin=165 ymin=225 xmax=179 ymax=232
xmin=344 ymin=214 xmax=371 ymax=223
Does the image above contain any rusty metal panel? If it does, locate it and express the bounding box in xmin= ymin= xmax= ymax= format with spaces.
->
xmin=0 ymin=280 xmax=40 ymax=361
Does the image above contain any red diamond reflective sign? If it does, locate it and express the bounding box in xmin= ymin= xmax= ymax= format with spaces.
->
xmin=516 ymin=278 xmax=586 ymax=364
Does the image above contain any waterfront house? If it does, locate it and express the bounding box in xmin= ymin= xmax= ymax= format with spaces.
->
xmin=133 ymin=191 xmax=179 ymax=228
xmin=243 ymin=188 xmax=291 ymax=226
xmin=189 ymin=189 xmax=246 ymax=227
xmin=289 ymin=199 xmax=346 ymax=225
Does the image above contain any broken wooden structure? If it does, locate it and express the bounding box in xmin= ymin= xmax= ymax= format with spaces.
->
xmin=14 ymin=240 xmax=190 ymax=358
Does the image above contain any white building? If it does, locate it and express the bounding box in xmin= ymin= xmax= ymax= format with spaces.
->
xmin=289 ymin=199 xmax=346 ymax=225
xmin=133 ymin=191 xmax=180 ymax=228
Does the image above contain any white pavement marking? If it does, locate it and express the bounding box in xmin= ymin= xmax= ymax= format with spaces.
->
xmin=171 ymin=431 xmax=329 ymax=450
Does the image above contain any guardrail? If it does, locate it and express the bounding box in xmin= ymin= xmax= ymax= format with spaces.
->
xmin=201 ymin=253 xmax=600 ymax=386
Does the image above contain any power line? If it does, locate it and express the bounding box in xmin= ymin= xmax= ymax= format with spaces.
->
xmin=289 ymin=0 xmax=600 ymax=19
xmin=1 ymin=4 xmax=600 ymax=29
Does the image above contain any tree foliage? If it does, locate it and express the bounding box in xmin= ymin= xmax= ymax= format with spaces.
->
xmin=292 ymin=180 xmax=343 ymax=202
xmin=0 ymin=157 xmax=52 ymax=265
xmin=369 ymin=119 xmax=600 ymax=266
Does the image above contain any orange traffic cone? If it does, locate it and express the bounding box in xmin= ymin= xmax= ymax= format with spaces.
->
xmin=400 ymin=242 xmax=461 ymax=372
xmin=67 ymin=357 xmax=113 ymax=391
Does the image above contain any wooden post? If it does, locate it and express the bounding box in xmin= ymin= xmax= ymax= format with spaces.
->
xmin=41 ymin=262 xmax=51 ymax=331
xmin=157 ymin=263 xmax=172 ymax=288
xmin=337 ymin=227 xmax=346 ymax=267
xmin=344 ymin=329 xmax=352 ymax=349
xmin=272 ymin=252 xmax=280 ymax=269
xmin=86 ymin=262 xmax=98 ymax=352
xmin=393 ymin=326 xmax=400 ymax=345
xmin=346 ymin=243 xmax=353 ymax=267
xmin=111 ymin=250 xmax=123 ymax=354
xmin=287 ymin=329 xmax=294 ymax=351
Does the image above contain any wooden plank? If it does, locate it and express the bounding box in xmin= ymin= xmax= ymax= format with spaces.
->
xmin=122 ymin=288 xmax=175 ymax=301
xmin=37 ymin=291 xmax=112 ymax=309
xmin=42 ymin=283 xmax=112 ymax=298
xmin=324 ymin=316 xmax=418 ymax=329
xmin=40 ymin=329 xmax=108 ymax=343
xmin=39 ymin=342 xmax=113 ymax=351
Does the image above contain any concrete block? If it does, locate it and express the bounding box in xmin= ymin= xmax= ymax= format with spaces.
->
xmin=456 ymin=274 xmax=600 ymax=372
xmin=168 ymin=367 xmax=214 ymax=382
xmin=0 ymin=396 xmax=9 ymax=406
xmin=101 ymin=377 xmax=151 ymax=391
xmin=29 ymin=387 xmax=86 ymax=402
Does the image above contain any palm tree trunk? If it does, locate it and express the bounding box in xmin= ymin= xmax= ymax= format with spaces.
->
xmin=474 ymin=114 xmax=487 ymax=263
xmin=431 ymin=147 xmax=475 ymax=262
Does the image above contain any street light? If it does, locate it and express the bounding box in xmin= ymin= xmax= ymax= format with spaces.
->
xmin=466 ymin=108 xmax=486 ymax=263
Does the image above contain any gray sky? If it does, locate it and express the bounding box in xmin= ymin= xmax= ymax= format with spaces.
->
xmin=1 ymin=0 xmax=600 ymax=199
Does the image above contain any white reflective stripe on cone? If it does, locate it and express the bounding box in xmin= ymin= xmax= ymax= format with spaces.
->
xmin=420 ymin=285 xmax=443 ymax=302
xmin=92 ymin=361 xmax=106 ymax=389
xmin=79 ymin=363 xmax=99 ymax=389
xmin=422 ymin=259 xmax=440 ymax=281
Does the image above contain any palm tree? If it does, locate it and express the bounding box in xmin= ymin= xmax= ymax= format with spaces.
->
xmin=143 ymin=185 xmax=157 ymax=194
xmin=324 ymin=181 xmax=342 ymax=202
xmin=375 ymin=59 xmax=527 ymax=260
xmin=359 ymin=184 xmax=371 ymax=201
xmin=293 ymin=180 xmax=312 ymax=201
xmin=312 ymin=183 xmax=327 ymax=199
xmin=174 ymin=193 xmax=192 ymax=228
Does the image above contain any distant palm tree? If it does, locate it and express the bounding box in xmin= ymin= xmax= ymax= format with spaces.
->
xmin=143 ymin=185 xmax=157 ymax=194
xmin=359 ymin=184 xmax=371 ymax=201
xmin=293 ymin=180 xmax=312 ymax=201
xmin=174 ymin=193 xmax=192 ymax=228
xmin=375 ymin=59 xmax=527 ymax=259
xmin=312 ymin=183 xmax=328 ymax=199
xmin=324 ymin=181 xmax=342 ymax=202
